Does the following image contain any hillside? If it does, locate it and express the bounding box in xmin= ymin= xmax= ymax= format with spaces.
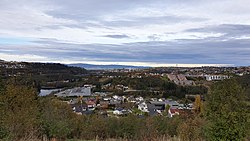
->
xmin=237 ymin=74 xmax=250 ymax=99
xmin=0 ymin=60 xmax=88 ymax=88
xmin=0 ymin=61 xmax=87 ymax=75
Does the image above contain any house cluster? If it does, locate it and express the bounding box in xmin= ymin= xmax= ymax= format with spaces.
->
xmin=167 ymin=74 xmax=195 ymax=85
xmin=101 ymin=83 xmax=130 ymax=92
xmin=137 ymin=98 xmax=193 ymax=117
xmin=0 ymin=61 xmax=26 ymax=69
xmin=68 ymin=94 xmax=129 ymax=116
xmin=68 ymin=97 xmax=97 ymax=115
xmin=67 ymin=91 xmax=193 ymax=118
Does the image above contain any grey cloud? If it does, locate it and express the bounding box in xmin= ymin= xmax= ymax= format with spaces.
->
xmin=101 ymin=16 xmax=207 ymax=28
xmin=1 ymin=0 xmax=250 ymax=66
xmin=45 ymin=0 xmax=153 ymax=23
xmin=2 ymin=37 xmax=248 ymax=65
xmin=103 ymin=34 xmax=130 ymax=39
xmin=148 ymin=34 xmax=160 ymax=41
xmin=187 ymin=24 xmax=250 ymax=37
xmin=44 ymin=0 xmax=207 ymax=29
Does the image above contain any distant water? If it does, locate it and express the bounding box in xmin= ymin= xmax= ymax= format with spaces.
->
xmin=39 ymin=89 xmax=61 ymax=96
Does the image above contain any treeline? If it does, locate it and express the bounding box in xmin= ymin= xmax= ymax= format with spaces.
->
xmin=0 ymin=77 xmax=249 ymax=141
xmin=0 ymin=62 xmax=87 ymax=76
xmin=109 ymin=76 xmax=208 ymax=98
xmin=0 ymin=62 xmax=88 ymax=90
xmin=237 ymin=74 xmax=250 ymax=100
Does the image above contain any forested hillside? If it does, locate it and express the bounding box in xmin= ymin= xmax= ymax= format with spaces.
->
xmin=237 ymin=74 xmax=250 ymax=99
xmin=0 ymin=61 xmax=88 ymax=89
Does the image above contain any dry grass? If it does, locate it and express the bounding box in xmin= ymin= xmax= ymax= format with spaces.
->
xmin=13 ymin=136 xmax=182 ymax=141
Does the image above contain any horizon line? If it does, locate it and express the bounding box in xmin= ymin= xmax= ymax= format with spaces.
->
xmin=0 ymin=58 xmax=236 ymax=68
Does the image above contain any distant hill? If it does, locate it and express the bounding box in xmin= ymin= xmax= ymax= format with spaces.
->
xmin=0 ymin=60 xmax=88 ymax=89
xmin=0 ymin=61 xmax=87 ymax=75
xmin=68 ymin=63 xmax=150 ymax=70
xmin=0 ymin=61 xmax=88 ymax=80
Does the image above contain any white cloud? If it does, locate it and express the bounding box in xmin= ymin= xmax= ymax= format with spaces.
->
xmin=0 ymin=53 xmax=48 ymax=62
xmin=24 ymin=59 xmax=233 ymax=68
xmin=0 ymin=0 xmax=250 ymax=65
xmin=1 ymin=0 xmax=249 ymax=44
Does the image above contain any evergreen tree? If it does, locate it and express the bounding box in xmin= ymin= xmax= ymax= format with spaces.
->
xmin=0 ymin=84 xmax=40 ymax=140
xmin=205 ymin=79 xmax=249 ymax=141
xmin=0 ymin=77 xmax=4 ymax=95
xmin=0 ymin=77 xmax=8 ymax=139
xmin=40 ymin=97 xmax=75 ymax=140
xmin=177 ymin=117 xmax=205 ymax=141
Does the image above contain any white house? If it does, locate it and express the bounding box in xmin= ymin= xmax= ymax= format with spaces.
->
xmin=138 ymin=102 xmax=149 ymax=112
xmin=205 ymin=75 xmax=230 ymax=81
xmin=113 ymin=110 xmax=123 ymax=115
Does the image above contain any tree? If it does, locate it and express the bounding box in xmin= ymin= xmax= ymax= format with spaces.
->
xmin=40 ymin=97 xmax=75 ymax=140
xmin=0 ymin=84 xmax=40 ymax=140
xmin=0 ymin=77 xmax=4 ymax=95
xmin=177 ymin=117 xmax=205 ymax=141
xmin=193 ymin=95 xmax=204 ymax=115
xmin=205 ymin=79 xmax=249 ymax=141
xmin=0 ymin=77 xmax=8 ymax=139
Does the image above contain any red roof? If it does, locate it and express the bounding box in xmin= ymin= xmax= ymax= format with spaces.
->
xmin=169 ymin=108 xmax=180 ymax=114
xmin=86 ymin=100 xmax=96 ymax=105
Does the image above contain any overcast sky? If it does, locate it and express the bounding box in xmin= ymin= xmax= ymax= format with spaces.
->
xmin=0 ymin=0 xmax=250 ymax=66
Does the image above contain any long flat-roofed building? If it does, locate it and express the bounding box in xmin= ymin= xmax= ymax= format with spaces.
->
xmin=205 ymin=75 xmax=230 ymax=81
xmin=55 ymin=87 xmax=91 ymax=97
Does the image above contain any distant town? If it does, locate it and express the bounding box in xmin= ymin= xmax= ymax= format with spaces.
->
xmin=1 ymin=60 xmax=249 ymax=118
xmin=1 ymin=59 xmax=250 ymax=141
